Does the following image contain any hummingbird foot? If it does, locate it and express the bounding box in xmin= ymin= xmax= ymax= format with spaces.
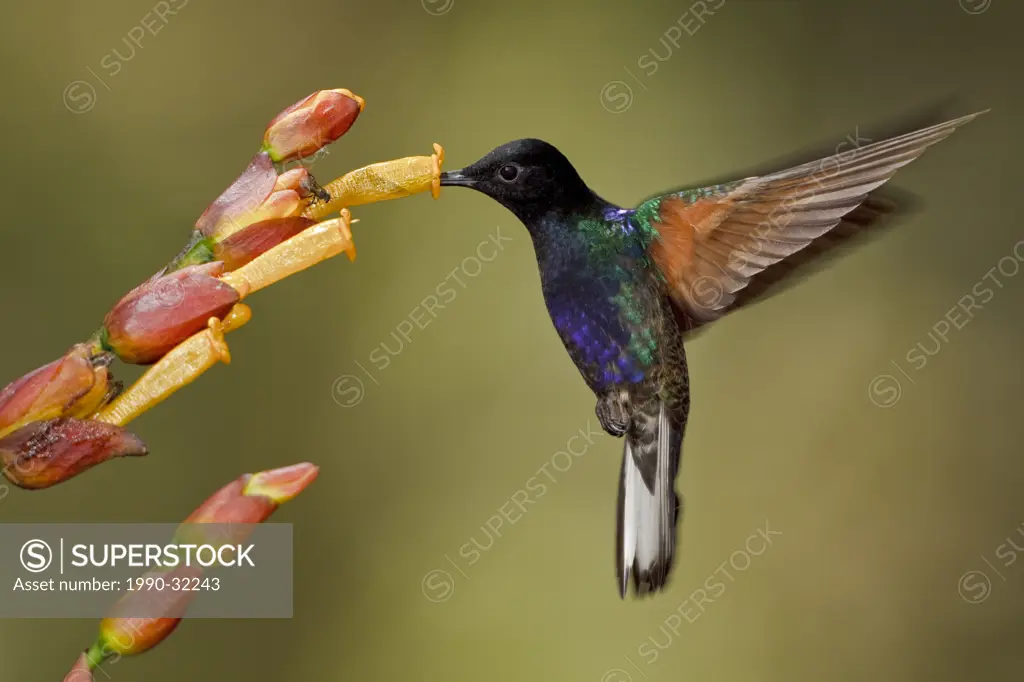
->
xmin=596 ymin=392 xmax=630 ymax=437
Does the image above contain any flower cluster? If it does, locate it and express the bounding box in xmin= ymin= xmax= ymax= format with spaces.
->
xmin=0 ymin=88 xmax=448 ymax=680
xmin=2 ymin=89 xmax=444 ymax=492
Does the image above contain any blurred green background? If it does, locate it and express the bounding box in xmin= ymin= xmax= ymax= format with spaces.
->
xmin=1 ymin=0 xmax=1022 ymax=679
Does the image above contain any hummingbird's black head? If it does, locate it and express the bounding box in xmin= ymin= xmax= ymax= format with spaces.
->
xmin=440 ymin=139 xmax=596 ymax=224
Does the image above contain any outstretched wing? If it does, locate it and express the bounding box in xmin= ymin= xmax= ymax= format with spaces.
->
xmin=637 ymin=111 xmax=985 ymax=331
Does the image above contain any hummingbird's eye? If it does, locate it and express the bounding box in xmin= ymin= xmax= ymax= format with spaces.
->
xmin=498 ymin=164 xmax=520 ymax=182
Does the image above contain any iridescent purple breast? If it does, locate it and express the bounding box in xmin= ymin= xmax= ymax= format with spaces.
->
xmin=550 ymin=295 xmax=648 ymax=391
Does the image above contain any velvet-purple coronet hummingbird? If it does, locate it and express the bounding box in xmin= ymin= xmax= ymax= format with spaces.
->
xmin=440 ymin=111 xmax=984 ymax=598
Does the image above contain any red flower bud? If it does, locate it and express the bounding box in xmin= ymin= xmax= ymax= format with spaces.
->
xmin=213 ymin=216 xmax=316 ymax=270
xmin=262 ymin=89 xmax=363 ymax=163
xmin=0 ymin=418 xmax=147 ymax=489
xmin=0 ymin=344 xmax=112 ymax=440
xmin=102 ymin=263 xmax=240 ymax=365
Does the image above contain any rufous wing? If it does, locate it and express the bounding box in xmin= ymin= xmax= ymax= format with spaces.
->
xmin=642 ymin=111 xmax=985 ymax=330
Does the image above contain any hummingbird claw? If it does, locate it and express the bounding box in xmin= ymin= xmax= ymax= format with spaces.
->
xmin=596 ymin=392 xmax=630 ymax=437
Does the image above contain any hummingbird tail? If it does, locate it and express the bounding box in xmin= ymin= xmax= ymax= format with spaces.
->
xmin=616 ymin=401 xmax=682 ymax=598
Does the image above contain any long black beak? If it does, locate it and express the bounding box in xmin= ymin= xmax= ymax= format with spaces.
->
xmin=440 ymin=169 xmax=476 ymax=187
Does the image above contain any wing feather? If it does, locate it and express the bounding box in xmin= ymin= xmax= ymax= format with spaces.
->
xmin=642 ymin=111 xmax=985 ymax=326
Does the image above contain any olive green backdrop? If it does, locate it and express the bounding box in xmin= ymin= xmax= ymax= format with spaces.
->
xmin=1 ymin=0 xmax=1021 ymax=680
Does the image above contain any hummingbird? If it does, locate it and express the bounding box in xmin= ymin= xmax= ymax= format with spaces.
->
xmin=439 ymin=112 xmax=983 ymax=597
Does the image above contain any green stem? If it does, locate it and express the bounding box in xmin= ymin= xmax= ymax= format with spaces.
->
xmin=85 ymin=639 xmax=112 ymax=670
xmin=164 ymin=231 xmax=216 ymax=273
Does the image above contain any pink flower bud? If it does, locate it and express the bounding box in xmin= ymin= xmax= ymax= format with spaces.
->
xmin=274 ymin=167 xmax=313 ymax=192
xmin=262 ymin=89 xmax=363 ymax=163
xmin=194 ymin=152 xmax=312 ymax=244
xmin=195 ymin=151 xmax=278 ymax=239
xmin=0 ymin=344 xmax=112 ymax=440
